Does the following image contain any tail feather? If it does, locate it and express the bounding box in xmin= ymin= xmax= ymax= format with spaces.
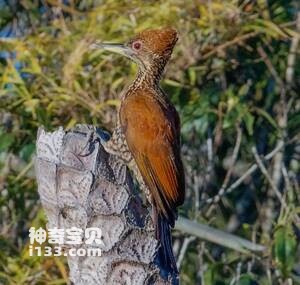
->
xmin=156 ymin=214 xmax=178 ymax=278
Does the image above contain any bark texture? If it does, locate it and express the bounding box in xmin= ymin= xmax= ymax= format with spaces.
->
xmin=35 ymin=125 xmax=178 ymax=285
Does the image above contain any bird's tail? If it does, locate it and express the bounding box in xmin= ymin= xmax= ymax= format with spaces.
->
xmin=156 ymin=213 xmax=178 ymax=277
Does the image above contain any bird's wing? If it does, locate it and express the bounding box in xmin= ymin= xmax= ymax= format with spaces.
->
xmin=120 ymin=91 xmax=185 ymax=226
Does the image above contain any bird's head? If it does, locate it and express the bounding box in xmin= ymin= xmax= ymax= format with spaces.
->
xmin=91 ymin=27 xmax=178 ymax=74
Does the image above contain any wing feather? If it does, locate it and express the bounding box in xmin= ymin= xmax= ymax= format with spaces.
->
xmin=120 ymin=91 xmax=185 ymax=226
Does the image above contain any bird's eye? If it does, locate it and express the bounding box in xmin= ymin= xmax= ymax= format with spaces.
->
xmin=132 ymin=41 xmax=142 ymax=50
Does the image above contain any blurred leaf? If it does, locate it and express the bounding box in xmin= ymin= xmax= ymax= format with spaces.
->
xmin=274 ymin=225 xmax=297 ymax=277
xmin=0 ymin=133 xmax=15 ymax=152
xmin=164 ymin=79 xmax=185 ymax=88
xmin=254 ymin=107 xmax=279 ymax=130
xmin=238 ymin=274 xmax=258 ymax=285
xmin=243 ymin=112 xmax=254 ymax=135
xmin=19 ymin=144 xmax=35 ymax=162
xmin=188 ymin=68 xmax=197 ymax=86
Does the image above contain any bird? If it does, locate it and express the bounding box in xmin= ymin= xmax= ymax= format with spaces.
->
xmin=91 ymin=27 xmax=185 ymax=276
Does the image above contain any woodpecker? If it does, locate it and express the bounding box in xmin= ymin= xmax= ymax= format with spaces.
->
xmin=91 ymin=28 xmax=185 ymax=276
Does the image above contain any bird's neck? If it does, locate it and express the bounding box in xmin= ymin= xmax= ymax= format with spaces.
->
xmin=122 ymin=60 xmax=168 ymax=99
xmin=137 ymin=68 xmax=160 ymax=87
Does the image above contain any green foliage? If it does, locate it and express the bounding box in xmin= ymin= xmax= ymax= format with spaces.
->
xmin=274 ymin=225 xmax=297 ymax=277
xmin=0 ymin=0 xmax=299 ymax=284
xmin=0 ymin=130 xmax=15 ymax=152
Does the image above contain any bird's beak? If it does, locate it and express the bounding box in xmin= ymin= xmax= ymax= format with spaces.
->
xmin=90 ymin=42 xmax=133 ymax=59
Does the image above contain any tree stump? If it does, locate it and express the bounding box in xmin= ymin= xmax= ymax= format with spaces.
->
xmin=35 ymin=125 xmax=178 ymax=285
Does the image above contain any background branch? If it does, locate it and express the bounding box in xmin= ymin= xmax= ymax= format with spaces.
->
xmin=203 ymin=140 xmax=285 ymax=205
xmin=175 ymin=217 xmax=266 ymax=254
